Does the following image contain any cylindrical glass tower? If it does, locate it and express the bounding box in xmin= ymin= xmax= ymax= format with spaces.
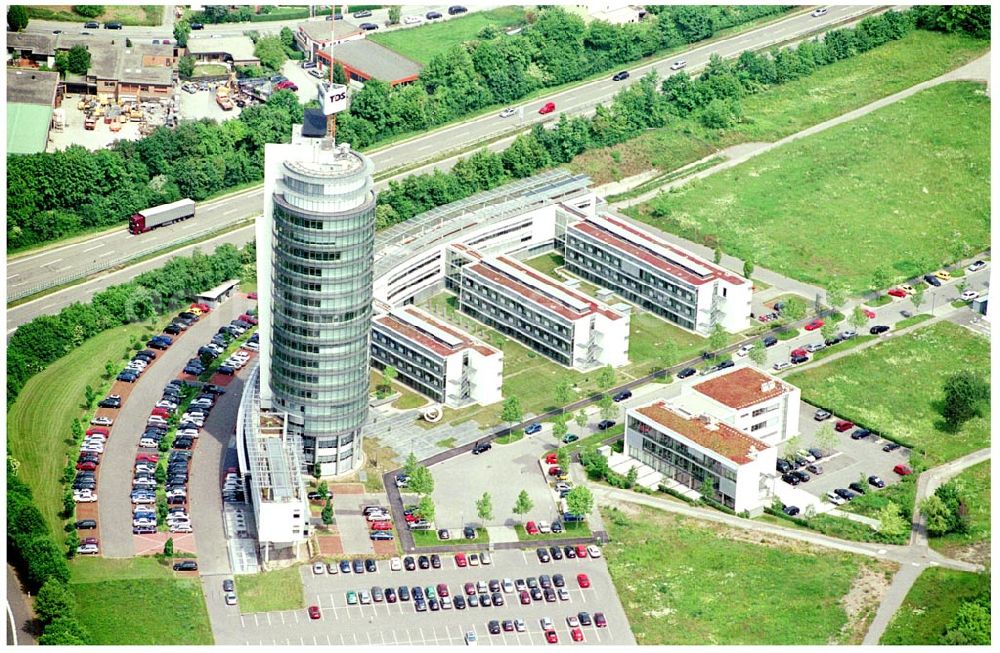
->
xmin=269 ymin=143 xmax=375 ymax=476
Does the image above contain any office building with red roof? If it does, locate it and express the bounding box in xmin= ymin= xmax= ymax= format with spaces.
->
xmin=563 ymin=212 xmax=752 ymax=335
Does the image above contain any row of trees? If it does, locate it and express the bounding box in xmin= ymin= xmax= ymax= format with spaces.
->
xmin=7 ymin=242 xmax=251 ymax=406
xmin=378 ymin=10 xmax=916 ymax=226
xmin=7 ymin=458 xmax=88 ymax=643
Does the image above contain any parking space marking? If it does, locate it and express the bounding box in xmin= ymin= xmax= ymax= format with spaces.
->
xmin=252 ymin=613 xmax=258 ymax=626
xmin=239 ymin=615 xmax=245 ymax=627
xmin=279 ymin=611 xmax=284 ymax=624
xmin=292 ymin=609 xmax=299 ymax=623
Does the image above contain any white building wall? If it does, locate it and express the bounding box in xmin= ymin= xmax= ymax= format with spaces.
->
xmin=733 ymin=447 xmax=777 ymax=514
xmin=592 ymin=312 xmax=630 ymax=367
xmin=255 ymin=500 xmax=309 ymax=544
xmin=466 ymin=349 xmax=504 ymax=405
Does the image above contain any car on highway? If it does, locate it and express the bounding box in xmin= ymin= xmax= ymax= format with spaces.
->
xmin=524 ymin=422 xmax=542 ymax=435
xmin=669 ymin=60 xmax=687 ymax=70
xmin=612 ymin=70 xmax=630 ymax=81
xmin=499 ymin=107 xmax=516 ymax=118
xmin=538 ymin=102 xmax=556 ymax=114
xmin=811 ymin=7 xmax=829 ymax=17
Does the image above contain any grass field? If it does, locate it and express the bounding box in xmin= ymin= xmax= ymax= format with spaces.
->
xmin=602 ymin=504 xmax=891 ymax=644
xmin=571 ymin=30 xmax=989 ymax=186
xmin=27 ymin=5 xmax=163 ymax=25
xmin=880 ymin=568 xmax=990 ymax=645
xmin=370 ymin=7 xmax=526 ymax=64
xmin=514 ymin=522 xmax=592 ymax=541
xmin=192 ymin=64 xmax=229 ymax=78
xmin=786 ymin=322 xmax=989 ymax=465
xmin=235 ymin=565 xmax=305 ymax=613
xmin=412 ymin=528 xmax=489 ymax=547
xmin=628 ymin=81 xmax=989 ymax=294
xmin=927 ymin=460 xmax=991 ymax=558
xmin=7 ymin=320 xmax=167 ymax=536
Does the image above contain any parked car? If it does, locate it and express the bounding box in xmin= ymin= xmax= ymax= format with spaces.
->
xmin=804 ymin=342 xmax=825 ymax=353
xmin=826 ymin=491 xmax=846 ymax=505
xmin=893 ymin=464 xmax=913 ymax=476
xmin=834 ymin=488 xmax=857 ymax=500
xmin=923 ymin=274 xmax=942 ymax=287
xmin=961 ymin=290 xmax=979 ymax=302
xmin=525 ymin=422 xmax=542 ymax=435
xmin=677 ymin=367 xmax=697 ymax=379
xmin=848 ymin=481 xmax=867 ymax=495
xmin=834 ymin=420 xmax=854 ymax=432
xmin=173 ymin=560 xmax=198 ymax=571
xmin=883 ymin=442 xmax=902 ymax=452
xmin=851 ymin=428 xmax=871 ymax=440
xmin=762 ymin=335 xmax=778 ymax=347
xmin=868 ymin=475 xmax=886 ymax=488
xmin=814 ymin=409 xmax=832 ymax=421
xmin=597 ymin=420 xmax=616 ymax=431
xmin=804 ymin=319 xmax=825 ymax=331
xmin=967 ymin=260 xmax=986 ymax=272
xmin=870 ymin=325 xmax=891 ymax=335
xmin=773 ymin=361 xmax=792 ymax=371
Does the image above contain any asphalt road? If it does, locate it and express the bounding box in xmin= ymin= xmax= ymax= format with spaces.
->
xmin=5 ymin=564 xmax=36 ymax=646
xmin=97 ymin=297 xmax=248 ymax=558
xmin=6 ymin=5 xmax=879 ymax=325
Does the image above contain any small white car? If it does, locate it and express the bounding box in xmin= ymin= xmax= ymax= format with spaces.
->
xmin=538 ymin=520 xmax=551 ymax=533
xmin=961 ymin=290 xmax=979 ymax=301
xmin=77 ymin=543 xmax=100 ymax=555
xmin=480 ymin=552 xmax=492 ymax=565
xmin=243 ymin=342 xmax=260 ymax=351
xmin=587 ymin=545 xmax=602 ymax=558
xmin=804 ymin=342 xmax=825 ymax=353
xmin=499 ymin=107 xmax=516 ymax=118
xmin=403 ymin=15 xmax=423 ymax=24
xmin=74 ymin=491 xmax=98 ymax=503
xmin=225 ymin=592 xmax=238 ymax=606
xmin=670 ymin=60 xmax=687 ymax=71
xmin=390 ymin=557 xmax=402 ymax=571
xmin=967 ymin=260 xmax=987 ymax=272
xmin=465 ymin=631 xmax=477 ymax=646
xmin=313 ymin=562 xmax=325 ymax=575
xmin=773 ymin=361 xmax=792 ymax=371
xmin=540 ymin=617 xmax=554 ymax=630
xmin=91 ymin=416 xmax=114 ymax=426
xmin=811 ymin=8 xmax=829 ymax=17
xmin=826 ymin=491 xmax=846 ymax=506
xmin=170 ymin=525 xmax=193 ymax=533
xmin=502 ymin=578 xmax=514 ymax=593
xmin=735 ymin=344 xmax=753 ymax=358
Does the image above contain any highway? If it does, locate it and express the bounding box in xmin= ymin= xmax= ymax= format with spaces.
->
xmin=7 ymin=6 xmax=882 ymax=331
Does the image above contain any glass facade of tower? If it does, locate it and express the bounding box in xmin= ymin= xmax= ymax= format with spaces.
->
xmin=270 ymin=148 xmax=375 ymax=476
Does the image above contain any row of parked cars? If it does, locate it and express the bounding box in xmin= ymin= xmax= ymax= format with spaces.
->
xmin=362 ymin=504 xmax=396 ymax=541
xmin=484 ymin=613 xmax=605 ymax=644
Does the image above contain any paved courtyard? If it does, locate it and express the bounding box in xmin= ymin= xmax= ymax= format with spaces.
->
xmin=214 ymin=549 xmax=634 ymax=646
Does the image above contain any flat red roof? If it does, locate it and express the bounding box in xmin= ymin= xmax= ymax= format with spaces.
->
xmin=637 ymin=401 xmax=770 ymax=465
xmin=693 ymin=367 xmax=791 ymax=410
xmin=572 ymin=214 xmax=746 ymax=287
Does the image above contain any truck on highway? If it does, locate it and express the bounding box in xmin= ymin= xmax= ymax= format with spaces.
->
xmin=128 ymin=199 xmax=196 ymax=234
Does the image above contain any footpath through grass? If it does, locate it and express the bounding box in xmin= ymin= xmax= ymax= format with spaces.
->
xmin=628 ymin=80 xmax=989 ymax=294
xmin=602 ymin=504 xmax=891 ymax=644
xmin=235 ymin=565 xmax=305 ymax=613
xmin=786 ymin=322 xmax=989 ymax=465
xmin=880 ymin=567 xmax=990 ymax=644
xmin=571 ymin=30 xmax=989 ymax=186
xmin=68 ymin=557 xmax=212 ymax=645
xmin=370 ymin=7 xmax=526 ymax=64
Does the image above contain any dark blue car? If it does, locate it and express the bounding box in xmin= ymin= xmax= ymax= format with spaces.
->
xmin=524 ymin=423 xmax=542 ymax=435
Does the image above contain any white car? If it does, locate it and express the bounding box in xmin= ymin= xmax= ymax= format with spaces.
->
xmin=669 ymin=60 xmax=687 ymax=70
xmin=85 ymin=434 xmax=107 ymax=443
xmin=225 ymin=593 xmax=238 ymax=606
xmin=80 ymin=445 xmax=104 ymax=454
xmin=586 ymin=545 xmax=602 ymax=558
xmin=91 ymin=416 xmax=114 ymax=426
xmin=540 ymin=617 xmax=553 ymax=630
xmin=170 ymin=525 xmax=194 ymax=533
xmin=243 ymin=342 xmax=260 ymax=351
xmin=76 ymin=544 xmax=100 ymax=555
xmin=403 ymin=15 xmax=422 ymax=24
xmin=772 ymin=361 xmax=792 ymax=371
xmin=538 ymin=520 xmax=551 ymax=534
xmin=390 ymin=557 xmax=402 ymax=571
xmin=480 ymin=552 xmax=492 ymax=565
xmin=156 ymin=400 xmax=178 ymax=410
xmin=967 ymin=260 xmax=987 ymax=272
xmin=499 ymin=107 xmax=516 ymax=118
xmin=811 ymin=7 xmax=829 ymax=17
xmin=502 ymin=578 xmax=514 ymax=593
xmin=177 ymin=429 xmax=200 ymax=438
xmin=465 ymin=631 xmax=477 ymax=646
xmin=804 ymin=342 xmax=825 ymax=353
xmin=961 ymin=290 xmax=979 ymax=301
xmin=826 ymin=491 xmax=846 ymax=505
xmin=74 ymin=491 xmax=98 ymax=503
xmin=139 ymin=438 xmax=158 ymax=448
xmin=147 ymin=416 xmax=168 ymax=425
xmin=735 ymin=344 xmax=753 ymax=358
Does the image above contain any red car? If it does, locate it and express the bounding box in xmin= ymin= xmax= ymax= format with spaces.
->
xmin=308 ymin=605 xmax=321 ymax=620
xmin=577 ymin=573 xmax=591 ymax=588
xmin=545 ymin=630 xmax=558 ymax=644
xmin=834 ymin=420 xmax=854 ymax=432
xmin=538 ymin=101 xmax=555 ymax=114
xmin=576 ymin=544 xmax=588 ymax=558
xmin=136 ymin=453 xmax=158 ymax=463
xmin=151 ymin=407 xmax=170 ymax=418
xmin=465 ymin=582 xmax=476 ymax=596
xmin=594 ymin=612 xmax=607 ymax=628
xmin=247 ymin=292 xmax=258 ymax=300
xmin=804 ymin=319 xmax=824 ymax=331
xmin=370 ymin=521 xmax=393 ymax=531
xmin=239 ymin=313 xmax=259 ymax=325
xmin=455 ymin=553 xmax=467 ymax=567
xmin=547 ymin=466 xmax=562 ymax=476
xmin=76 ymin=461 xmax=97 ymax=471
xmin=894 ymin=464 xmax=913 ymax=476
xmin=571 ymin=628 xmax=584 ymax=642
xmin=436 ymin=583 xmax=449 ymax=597
xmin=862 ymin=308 xmax=876 ymax=319
xmin=887 ymin=288 xmax=907 ymax=298
xmin=190 ymin=303 xmax=211 ymax=313
xmin=404 ymin=512 xmax=419 ymax=523
xmin=276 ymin=80 xmax=299 ymax=91
xmin=87 ymin=427 xmax=110 ymax=437
xmin=790 ymin=348 xmax=808 ymax=358
xmin=520 ymin=591 xmax=531 ymax=605
xmin=545 ymin=453 xmax=558 ymax=464
xmin=526 ymin=521 xmax=539 ymax=534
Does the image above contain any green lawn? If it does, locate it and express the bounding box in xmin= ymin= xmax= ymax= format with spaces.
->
xmin=27 ymin=5 xmax=164 ymax=25
xmin=411 ymin=528 xmax=489 ymax=547
xmin=494 ymin=430 xmax=525 ymax=445
xmin=369 ymin=7 xmax=526 ymax=64
xmin=7 ymin=320 xmax=168 ymax=536
xmin=514 ymin=522 xmax=592 ymax=541
xmin=807 ymin=335 xmax=876 ymax=363
xmin=628 ymin=81 xmax=989 ymax=293
xmin=880 ymin=568 xmax=990 ymax=645
xmin=192 ymin=64 xmax=229 ymax=77
xmin=523 ymin=252 xmax=565 ymax=277
xmin=69 ymin=557 xmax=211 ymax=645
xmin=894 ymin=313 xmax=934 ymax=330
xmin=602 ymin=504 xmax=889 ymax=644
xmin=235 ymin=566 xmax=305 ymax=613
xmin=786 ymin=322 xmax=989 ymax=465
xmin=928 ymin=460 xmax=991 ymax=558
xmin=571 ymin=30 xmax=989 ymax=186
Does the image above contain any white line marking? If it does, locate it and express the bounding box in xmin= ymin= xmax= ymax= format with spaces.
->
xmin=6 ymin=274 xmax=19 ymax=280
xmin=45 ymin=258 xmax=63 ymax=266
xmin=83 ymin=245 xmax=102 ymax=253
xmin=99 ymin=250 xmax=115 ymax=257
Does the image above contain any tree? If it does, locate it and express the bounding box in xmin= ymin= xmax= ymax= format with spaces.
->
xmin=820 ymin=322 xmax=837 ymax=343
xmin=512 ymin=490 xmax=533 ymax=522
xmin=331 ymin=62 xmax=347 ymax=85
xmin=67 ymin=45 xmax=91 ymax=76
xmin=7 ymin=5 xmax=28 ymax=32
xmin=279 ymin=26 xmax=295 ymax=50
xmin=38 ymin=616 xmax=88 ymax=645
xmin=700 ymin=476 xmax=714 ymax=501
xmin=782 ymin=435 xmax=802 ymax=458
xmin=598 ymin=395 xmax=616 ymax=421
xmin=565 ymin=486 xmax=593 ymax=522
xmin=921 ymin=494 xmax=952 ymax=536
xmin=557 ymin=447 xmax=569 ymax=471
xmin=875 ymin=502 xmax=908 ymax=539
xmin=317 ymin=480 xmax=329 ymax=499
xmin=708 ymin=323 xmax=727 ymax=352
xmin=178 ymin=55 xmax=196 ymax=79
xmin=475 ymin=492 xmax=493 ymax=523
xmin=552 ymin=416 xmax=568 ymax=442
xmin=713 ymin=246 xmax=723 ymax=264
xmin=574 ymin=409 xmax=588 ymax=429
xmin=104 ymin=360 xmax=117 ymax=379
xmin=173 ymin=20 xmax=191 ymax=48
xmin=941 ymin=596 xmax=991 ymax=645
xmin=500 ymin=395 xmax=523 ymax=429
xmin=910 ymin=285 xmax=925 ymax=311
xmin=408 ymin=465 xmax=434 ymax=496
xmin=940 ymin=371 xmax=989 ymax=430
xmin=387 ymin=6 xmax=401 ymax=25
xmin=417 ymin=495 xmax=436 ymax=523
xmin=749 ymin=340 xmax=767 ymax=366
xmin=825 ymin=282 xmax=848 ymax=311
xmin=814 ymin=422 xmax=839 ymax=450
xmin=34 ymin=579 xmax=76 ymax=626
xmin=554 ymin=379 xmax=574 ymax=405
xmin=403 ymin=452 xmax=420 ymax=479
xmin=20 ymin=535 xmax=71 ymax=588
xmin=595 ymin=365 xmax=616 ymax=390
xmin=321 ymin=499 xmax=333 ymax=525
xmin=849 ymin=306 xmax=868 ymax=330
xmin=381 ymin=365 xmax=398 ymax=393
xmin=625 ymin=466 xmax=638 ymax=488
xmin=742 ymin=259 xmax=754 ymax=279
xmin=782 ymin=297 xmax=807 ymax=322
xmin=70 ymin=418 xmax=84 ymax=443
xmin=84 ymin=384 xmax=96 ymax=409
xmin=870 ymin=264 xmax=890 ymax=300
xmin=163 ymin=537 xmax=174 ymax=557
xmin=74 ymin=5 xmax=104 ymax=18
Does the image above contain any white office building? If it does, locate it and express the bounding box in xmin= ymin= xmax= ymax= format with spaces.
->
xmin=371 ymin=305 xmax=503 ymax=408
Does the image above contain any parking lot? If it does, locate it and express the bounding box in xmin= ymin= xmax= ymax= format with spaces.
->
xmin=215 ymin=548 xmax=634 ymax=645
xmin=774 ymin=400 xmax=912 ymax=512
xmin=429 ymin=432 xmax=560 ymax=531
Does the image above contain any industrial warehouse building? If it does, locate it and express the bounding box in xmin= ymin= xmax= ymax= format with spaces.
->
xmin=371 ymin=305 xmax=503 ymax=407
xmin=624 ymin=366 xmax=798 ymax=514
xmin=317 ymin=39 xmax=422 ymax=86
